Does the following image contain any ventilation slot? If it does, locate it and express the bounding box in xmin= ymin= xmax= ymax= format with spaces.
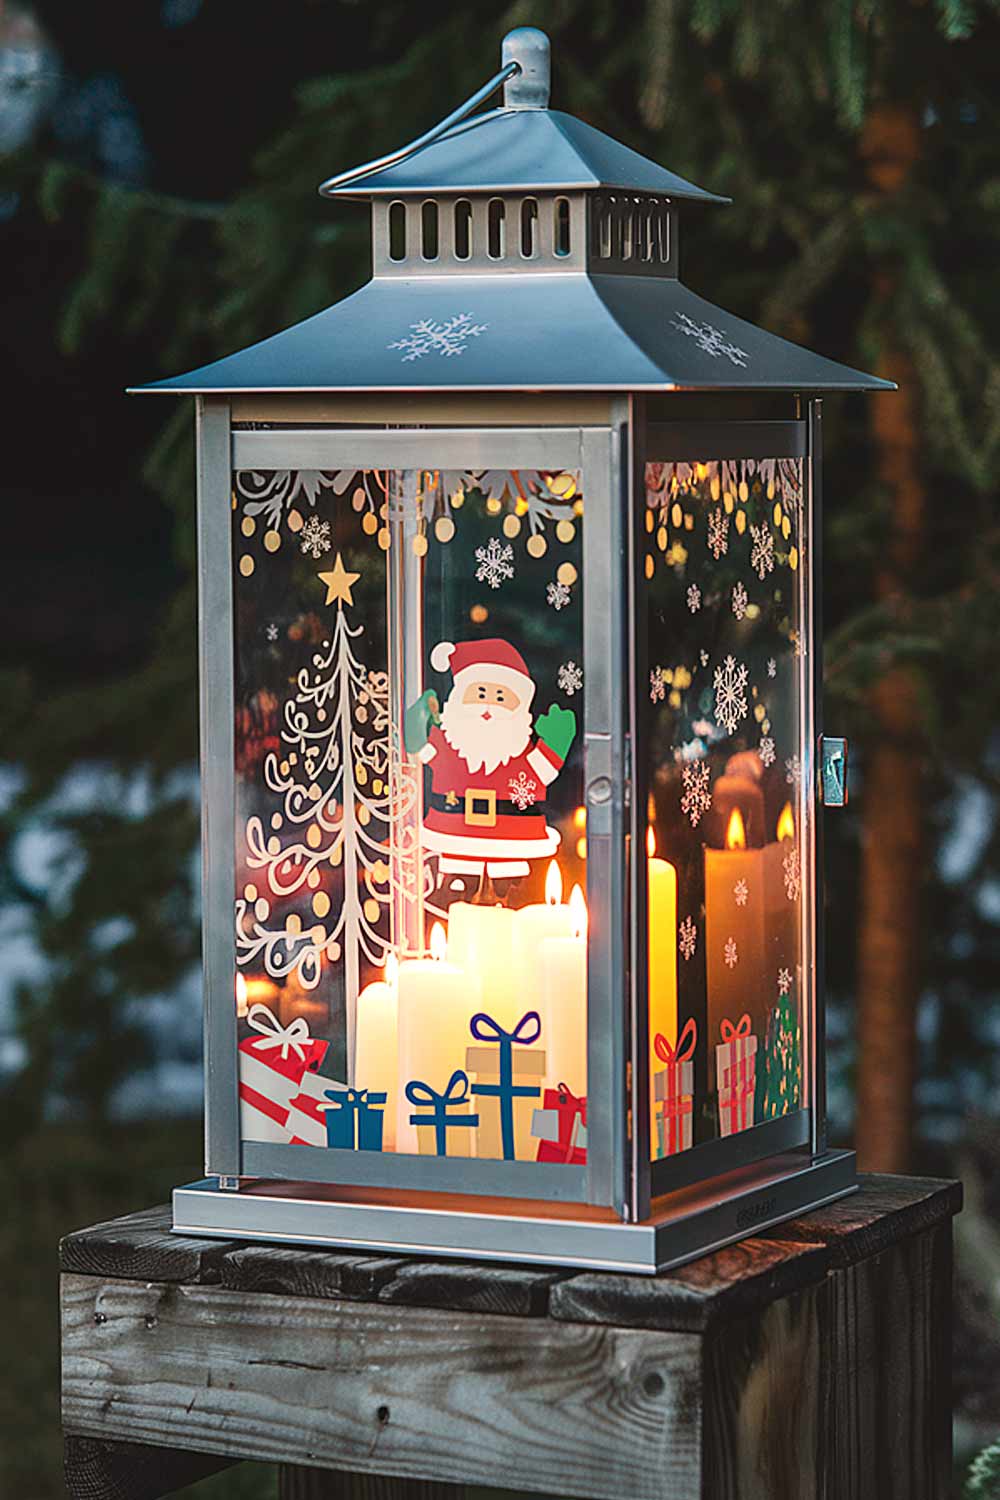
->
xmin=487 ymin=198 xmax=505 ymax=260
xmin=521 ymin=198 xmax=538 ymax=258
xmin=555 ymin=197 xmax=571 ymax=257
xmin=454 ymin=199 xmax=472 ymax=259
xmin=421 ymin=200 xmax=438 ymax=260
xmin=388 ymin=201 xmax=406 ymax=262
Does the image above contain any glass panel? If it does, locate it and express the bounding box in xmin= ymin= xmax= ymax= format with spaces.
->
xmin=232 ymin=467 xmax=587 ymax=1168
xmin=643 ymin=457 xmax=806 ymax=1162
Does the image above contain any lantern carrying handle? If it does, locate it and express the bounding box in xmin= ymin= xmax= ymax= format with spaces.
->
xmin=318 ymin=60 xmax=521 ymax=197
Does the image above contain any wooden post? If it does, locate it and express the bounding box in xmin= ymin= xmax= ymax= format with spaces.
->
xmin=60 ymin=1176 xmax=960 ymax=1500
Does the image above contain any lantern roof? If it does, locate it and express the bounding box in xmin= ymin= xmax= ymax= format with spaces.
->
xmin=133 ymin=27 xmax=893 ymax=397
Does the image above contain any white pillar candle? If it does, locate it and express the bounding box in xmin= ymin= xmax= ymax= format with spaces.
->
xmin=446 ymin=901 xmax=519 ymax=1027
xmin=513 ymin=860 xmax=575 ymax=1015
xmin=354 ymin=955 xmax=399 ymax=1151
xmin=537 ymin=884 xmax=588 ymax=1098
xmin=396 ymin=923 xmax=481 ymax=1155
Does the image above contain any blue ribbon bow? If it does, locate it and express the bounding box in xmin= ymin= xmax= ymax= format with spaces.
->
xmin=405 ymin=1070 xmax=479 ymax=1156
xmin=468 ymin=1010 xmax=542 ymax=1161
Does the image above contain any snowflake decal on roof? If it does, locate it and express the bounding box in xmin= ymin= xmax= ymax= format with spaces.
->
xmin=547 ymin=580 xmax=571 ymax=611
xmin=750 ymin=523 xmax=775 ymax=580
xmin=299 ymin=515 xmax=332 ymax=558
xmin=732 ymin=581 xmax=748 ymax=620
xmin=508 ymin=771 xmax=538 ymax=810
xmin=679 ymin=915 xmax=697 ymax=961
xmin=713 ymin=654 xmax=749 ymax=736
xmin=671 ymin=311 xmax=749 ymax=367
xmin=707 ymin=507 xmax=729 ymax=560
xmin=680 ymin=759 xmax=712 ymax=826
xmin=475 ymin=537 xmax=515 ymax=590
xmin=557 ymin=661 xmax=583 ymax=696
xmin=389 ymin=312 xmax=488 ymax=361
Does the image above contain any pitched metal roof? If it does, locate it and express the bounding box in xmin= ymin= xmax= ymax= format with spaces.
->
xmin=133 ymin=272 xmax=893 ymax=395
xmin=321 ymin=106 xmax=731 ymax=203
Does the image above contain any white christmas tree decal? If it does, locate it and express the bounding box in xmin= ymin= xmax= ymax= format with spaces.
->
xmin=235 ymin=553 xmax=427 ymax=1076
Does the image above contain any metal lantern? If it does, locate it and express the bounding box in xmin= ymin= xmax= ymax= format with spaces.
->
xmin=138 ymin=28 xmax=890 ymax=1273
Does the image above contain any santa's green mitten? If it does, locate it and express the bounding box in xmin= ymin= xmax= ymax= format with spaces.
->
xmin=404 ymin=689 xmax=440 ymax=753
xmin=535 ymin=703 xmax=577 ymax=762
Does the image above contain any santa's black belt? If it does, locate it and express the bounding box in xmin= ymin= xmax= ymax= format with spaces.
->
xmin=428 ymin=789 xmax=537 ymax=820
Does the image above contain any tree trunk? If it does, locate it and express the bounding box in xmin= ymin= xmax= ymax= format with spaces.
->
xmin=854 ymin=103 xmax=927 ymax=1173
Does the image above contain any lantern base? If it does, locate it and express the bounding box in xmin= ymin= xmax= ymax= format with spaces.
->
xmin=172 ymin=1148 xmax=855 ymax=1276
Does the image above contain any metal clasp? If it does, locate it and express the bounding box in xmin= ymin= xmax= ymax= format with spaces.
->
xmin=819 ymin=737 xmax=848 ymax=807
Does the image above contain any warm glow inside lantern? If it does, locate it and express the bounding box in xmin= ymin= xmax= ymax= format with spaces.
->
xmin=138 ymin=27 xmax=891 ymax=1272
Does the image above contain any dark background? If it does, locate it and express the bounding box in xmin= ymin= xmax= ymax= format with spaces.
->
xmin=2 ymin=1 xmax=1000 ymax=1494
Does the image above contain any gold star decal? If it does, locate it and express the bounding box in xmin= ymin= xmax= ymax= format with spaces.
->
xmin=318 ymin=553 xmax=360 ymax=607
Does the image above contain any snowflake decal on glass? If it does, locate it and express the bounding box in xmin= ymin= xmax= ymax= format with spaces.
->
xmin=778 ymin=966 xmax=794 ymax=994
xmin=687 ymin=584 xmax=701 ymax=613
xmin=785 ymin=755 xmax=801 ymax=787
xmin=547 ymin=580 xmax=571 ymax=611
xmin=650 ymin=668 xmax=666 ymax=704
xmin=389 ymin=312 xmax=488 ymax=362
xmin=750 ymin=523 xmax=775 ymax=580
xmin=759 ymin=736 xmax=776 ymax=768
xmin=783 ymin=845 xmax=801 ymax=902
xmin=265 ymin=623 xmax=279 ymax=642
xmin=713 ymin=654 xmax=749 ymax=736
xmin=734 ymin=878 xmax=749 ymax=907
xmin=680 ymin=759 xmax=712 ymax=826
xmin=670 ymin=311 xmax=749 ymax=367
xmin=679 ymin=915 xmax=697 ymax=961
xmin=724 ymin=936 xmax=739 ymax=968
xmin=475 ymin=537 xmax=515 ymax=590
xmin=508 ymin=771 xmax=538 ymax=810
xmin=299 ymin=515 xmax=332 ymax=559
xmin=557 ymin=661 xmax=583 ymax=696
xmin=707 ymin=507 xmax=729 ymax=560
xmin=700 ymin=649 xmax=710 ymax=668
xmin=767 ymin=657 xmax=777 ymax=678
xmin=732 ymin=581 xmax=748 ymax=620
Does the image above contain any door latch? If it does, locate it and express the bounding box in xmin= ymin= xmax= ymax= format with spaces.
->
xmin=819 ymin=737 xmax=848 ymax=807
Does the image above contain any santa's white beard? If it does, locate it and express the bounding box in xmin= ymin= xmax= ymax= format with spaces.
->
xmin=440 ymin=693 xmax=532 ymax=775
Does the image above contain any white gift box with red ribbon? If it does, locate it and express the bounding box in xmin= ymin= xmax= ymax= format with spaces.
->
xmin=715 ymin=1013 xmax=757 ymax=1137
xmin=238 ymin=1002 xmax=329 ymax=1143
xmin=287 ymin=1069 xmax=348 ymax=1147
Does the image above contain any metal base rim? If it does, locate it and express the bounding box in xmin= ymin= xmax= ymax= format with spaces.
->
xmin=173 ymin=1150 xmax=855 ymax=1276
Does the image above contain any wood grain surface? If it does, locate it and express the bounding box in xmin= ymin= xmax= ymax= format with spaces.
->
xmin=62 ymin=1274 xmax=702 ymax=1500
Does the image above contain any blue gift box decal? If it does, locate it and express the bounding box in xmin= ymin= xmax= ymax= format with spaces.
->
xmin=322 ymin=1087 xmax=386 ymax=1151
xmin=468 ymin=1010 xmax=542 ymax=1161
xmin=406 ymin=1070 xmax=479 ymax=1156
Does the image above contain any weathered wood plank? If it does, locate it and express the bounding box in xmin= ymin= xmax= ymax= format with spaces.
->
xmin=549 ymin=1236 xmax=830 ymax=1334
xmin=60 ymin=1204 xmax=238 ymax=1285
xmin=376 ymin=1260 xmax=564 ymax=1318
xmin=220 ymin=1243 xmax=404 ymax=1302
xmin=821 ymin=1220 xmax=952 ymax=1499
xmin=758 ymin=1174 xmax=962 ymax=1269
xmin=63 ymin=1433 xmax=238 ymax=1500
xmin=61 ymin=1274 xmax=701 ymax=1500
xmin=702 ymin=1284 xmax=825 ymax=1500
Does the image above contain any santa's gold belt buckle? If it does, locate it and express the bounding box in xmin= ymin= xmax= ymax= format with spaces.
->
xmin=464 ymin=788 xmax=497 ymax=827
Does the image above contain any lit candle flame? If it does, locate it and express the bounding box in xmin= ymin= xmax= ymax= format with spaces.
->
xmin=430 ymin=922 xmax=447 ymax=961
xmin=569 ymin=882 xmax=588 ymax=939
xmin=384 ymin=953 xmax=399 ymax=986
xmin=235 ymin=972 xmax=248 ymax=1016
xmin=573 ymin=805 xmax=587 ymax=832
xmin=726 ymin=807 xmax=747 ymax=850
xmin=647 ymin=826 xmax=657 ymax=859
xmin=545 ymin=859 xmax=563 ymax=906
xmin=776 ymin=802 xmax=795 ymax=842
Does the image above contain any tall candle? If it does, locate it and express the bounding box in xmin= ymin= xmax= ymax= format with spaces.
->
xmin=705 ymin=807 xmax=767 ymax=1044
xmin=396 ymin=923 xmax=481 ymax=1155
xmin=647 ymin=829 xmax=678 ymax=1152
xmin=354 ymin=954 xmax=399 ymax=1151
xmin=537 ymin=884 xmax=588 ymax=1097
xmin=513 ymin=860 xmax=575 ymax=1014
xmin=447 ymin=901 xmax=519 ymax=1028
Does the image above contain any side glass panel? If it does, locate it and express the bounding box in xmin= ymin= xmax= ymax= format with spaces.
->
xmin=643 ymin=456 xmax=806 ymax=1162
xmin=232 ymin=467 xmax=587 ymax=1167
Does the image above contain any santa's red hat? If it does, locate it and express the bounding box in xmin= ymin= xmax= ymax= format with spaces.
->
xmin=431 ymin=638 xmax=534 ymax=703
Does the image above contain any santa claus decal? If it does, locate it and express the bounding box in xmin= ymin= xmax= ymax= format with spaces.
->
xmin=404 ymin=639 xmax=577 ymax=881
